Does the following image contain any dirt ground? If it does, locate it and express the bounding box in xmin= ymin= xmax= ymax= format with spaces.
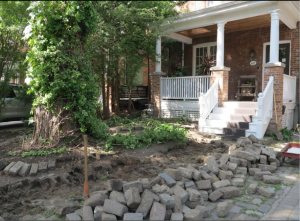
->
xmin=0 ymin=123 xmax=270 ymax=220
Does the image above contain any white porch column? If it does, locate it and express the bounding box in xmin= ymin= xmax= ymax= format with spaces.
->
xmin=155 ymin=36 xmax=162 ymax=72
xmin=269 ymin=10 xmax=280 ymax=63
xmin=216 ymin=21 xmax=227 ymax=67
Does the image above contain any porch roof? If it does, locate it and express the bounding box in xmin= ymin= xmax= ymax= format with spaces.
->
xmin=162 ymin=1 xmax=299 ymax=44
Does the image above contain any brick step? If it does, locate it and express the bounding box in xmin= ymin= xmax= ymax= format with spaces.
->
xmin=223 ymin=127 xmax=247 ymax=137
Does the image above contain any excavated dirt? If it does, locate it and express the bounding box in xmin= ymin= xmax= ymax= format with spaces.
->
xmin=0 ymin=125 xmax=236 ymax=220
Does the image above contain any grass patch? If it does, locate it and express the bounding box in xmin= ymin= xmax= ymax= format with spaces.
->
xmin=42 ymin=211 xmax=56 ymax=217
xmin=247 ymin=212 xmax=261 ymax=218
xmin=99 ymin=175 xmax=110 ymax=182
xmin=21 ymin=146 xmax=68 ymax=158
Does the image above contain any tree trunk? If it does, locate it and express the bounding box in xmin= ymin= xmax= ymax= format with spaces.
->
xmin=31 ymin=99 xmax=77 ymax=147
xmin=114 ymin=77 xmax=120 ymax=115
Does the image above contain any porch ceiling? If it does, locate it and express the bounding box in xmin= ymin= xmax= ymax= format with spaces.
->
xmin=176 ymin=14 xmax=285 ymax=39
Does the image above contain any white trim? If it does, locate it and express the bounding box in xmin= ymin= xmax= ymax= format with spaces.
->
xmin=163 ymin=33 xmax=192 ymax=44
xmin=193 ymin=42 xmax=217 ymax=76
xmin=160 ymin=1 xmax=280 ymax=34
xmin=262 ymin=40 xmax=291 ymax=90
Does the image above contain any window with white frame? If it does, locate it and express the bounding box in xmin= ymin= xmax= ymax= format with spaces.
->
xmin=193 ymin=42 xmax=217 ymax=75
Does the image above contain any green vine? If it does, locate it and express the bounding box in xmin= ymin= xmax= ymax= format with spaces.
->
xmin=25 ymin=1 xmax=108 ymax=139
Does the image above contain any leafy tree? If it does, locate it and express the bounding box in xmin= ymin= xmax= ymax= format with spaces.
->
xmin=25 ymin=1 xmax=108 ymax=146
xmin=0 ymin=1 xmax=31 ymax=121
xmin=87 ymin=1 xmax=180 ymax=115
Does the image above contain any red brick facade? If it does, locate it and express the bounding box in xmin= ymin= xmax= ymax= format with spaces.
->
xmin=184 ymin=22 xmax=300 ymax=102
xmin=264 ymin=66 xmax=284 ymax=132
xmin=210 ymin=69 xmax=229 ymax=107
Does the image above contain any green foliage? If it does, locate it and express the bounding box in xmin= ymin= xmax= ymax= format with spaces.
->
xmin=267 ymin=132 xmax=278 ymax=140
xmin=267 ymin=127 xmax=293 ymax=141
xmin=175 ymin=115 xmax=192 ymax=124
xmin=104 ymin=119 xmax=188 ymax=151
xmin=25 ymin=1 xmax=108 ymax=139
xmin=8 ymin=151 xmax=17 ymax=156
xmin=107 ymin=116 xmax=131 ymax=126
xmin=21 ymin=146 xmax=67 ymax=158
xmin=280 ymin=127 xmax=293 ymax=141
xmin=0 ymin=1 xmax=31 ymax=121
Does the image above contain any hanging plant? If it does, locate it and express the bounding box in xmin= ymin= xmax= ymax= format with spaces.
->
xmin=196 ymin=53 xmax=216 ymax=75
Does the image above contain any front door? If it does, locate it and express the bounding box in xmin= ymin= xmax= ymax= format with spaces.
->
xmin=265 ymin=43 xmax=290 ymax=75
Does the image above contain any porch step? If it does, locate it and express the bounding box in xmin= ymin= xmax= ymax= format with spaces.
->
xmin=202 ymin=126 xmax=224 ymax=134
xmin=223 ymin=127 xmax=247 ymax=137
xmin=213 ymin=107 xmax=256 ymax=115
xmin=223 ymin=101 xmax=258 ymax=109
xmin=199 ymin=101 xmax=258 ymax=139
xmin=227 ymin=121 xmax=249 ymax=129
xmin=209 ymin=113 xmax=252 ymax=122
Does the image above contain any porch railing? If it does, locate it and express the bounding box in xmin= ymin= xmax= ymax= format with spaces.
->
xmin=161 ymin=76 xmax=211 ymax=100
xmin=198 ymin=79 xmax=218 ymax=132
xmin=256 ymin=76 xmax=274 ymax=138
xmin=283 ymin=75 xmax=297 ymax=103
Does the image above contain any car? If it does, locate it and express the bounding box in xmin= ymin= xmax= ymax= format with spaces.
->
xmin=2 ymin=84 xmax=32 ymax=121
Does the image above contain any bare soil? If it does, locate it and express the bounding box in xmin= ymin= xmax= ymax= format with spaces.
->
xmin=0 ymin=125 xmax=236 ymax=220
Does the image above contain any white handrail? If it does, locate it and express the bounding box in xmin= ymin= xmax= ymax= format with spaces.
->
xmin=198 ymin=79 xmax=218 ymax=131
xmin=283 ymin=75 xmax=297 ymax=103
xmin=256 ymin=76 xmax=274 ymax=138
xmin=161 ymin=76 xmax=211 ymax=99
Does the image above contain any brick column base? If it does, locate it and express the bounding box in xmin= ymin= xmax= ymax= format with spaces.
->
xmin=264 ymin=63 xmax=285 ymax=133
xmin=210 ymin=67 xmax=230 ymax=107
xmin=150 ymin=71 xmax=167 ymax=117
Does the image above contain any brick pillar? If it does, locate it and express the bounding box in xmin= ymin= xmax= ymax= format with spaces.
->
xmin=264 ymin=64 xmax=285 ymax=132
xmin=150 ymin=71 xmax=167 ymax=117
xmin=210 ymin=67 xmax=230 ymax=107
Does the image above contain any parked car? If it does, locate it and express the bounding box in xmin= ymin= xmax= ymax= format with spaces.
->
xmin=2 ymin=84 xmax=32 ymax=121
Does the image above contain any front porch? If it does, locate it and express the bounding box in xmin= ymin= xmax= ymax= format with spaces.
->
xmin=150 ymin=1 xmax=299 ymax=139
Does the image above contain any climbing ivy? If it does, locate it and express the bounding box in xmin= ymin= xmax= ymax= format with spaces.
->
xmin=25 ymin=1 xmax=108 ymax=139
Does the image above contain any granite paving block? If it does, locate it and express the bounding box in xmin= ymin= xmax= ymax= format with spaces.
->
xmin=4 ymin=162 xmax=16 ymax=175
xmin=252 ymin=198 xmax=262 ymax=205
xmin=8 ymin=161 xmax=24 ymax=175
xmin=258 ymin=204 xmax=271 ymax=213
xmin=235 ymin=202 xmax=258 ymax=210
xmin=231 ymin=206 xmax=242 ymax=213
xmin=38 ymin=162 xmax=48 ymax=173
xmin=29 ymin=163 xmax=38 ymax=176
xmin=18 ymin=163 xmax=31 ymax=177
xmin=48 ymin=159 xmax=56 ymax=170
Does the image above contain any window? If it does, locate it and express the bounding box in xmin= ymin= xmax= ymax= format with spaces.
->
xmin=193 ymin=42 xmax=217 ymax=75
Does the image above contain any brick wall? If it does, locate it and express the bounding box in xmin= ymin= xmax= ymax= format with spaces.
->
xmin=187 ymin=22 xmax=300 ymax=102
xmin=264 ymin=66 xmax=284 ymax=132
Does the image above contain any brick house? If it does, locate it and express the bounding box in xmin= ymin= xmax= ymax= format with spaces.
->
xmin=148 ymin=1 xmax=299 ymax=139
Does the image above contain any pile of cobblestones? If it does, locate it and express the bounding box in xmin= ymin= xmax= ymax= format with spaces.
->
xmin=63 ymin=134 xmax=284 ymax=220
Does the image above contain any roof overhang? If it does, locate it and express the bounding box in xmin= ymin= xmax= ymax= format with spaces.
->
xmin=161 ymin=1 xmax=300 ymax=44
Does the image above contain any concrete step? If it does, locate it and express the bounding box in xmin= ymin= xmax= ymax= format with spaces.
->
xmin=201 ymin=126 xmax=224 ymax=134
xmin=208 ymin=113 xmax=231 ymax=120
xmin=223 ymin=101 xmax=258 ymax=109
xmin=223 ymin=127 xmax=247 ymax=137
xmin=227 ymin=121 xmax=249 ymax=129
xmin=248 ymin=122 xmax=257 ymax=131
xmin=213 ymin=107 xmax=256 ymax=115
xmin=205 ymin=119 xmax=228 ymax=127
xmin=230 ymin=114 xmax=252 ymax=122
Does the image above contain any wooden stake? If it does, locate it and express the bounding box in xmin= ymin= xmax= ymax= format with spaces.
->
xmin=83 ymin=135 xmax=89 ymax=197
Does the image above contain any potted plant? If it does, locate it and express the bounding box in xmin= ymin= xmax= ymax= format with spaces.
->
xmin=196 ymin=53 xmax=216 ymax=75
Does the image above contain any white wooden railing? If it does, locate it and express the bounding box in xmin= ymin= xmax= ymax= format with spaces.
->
xmin=256 ymin=76 xmax=274 ymax=138
xmin=198 ymin=79 xmax=218 ymax=132
xmin=161 ymin=76 xmax=211 ymax=100
xmin=283 ymin=75 xmax=297 ymax=103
